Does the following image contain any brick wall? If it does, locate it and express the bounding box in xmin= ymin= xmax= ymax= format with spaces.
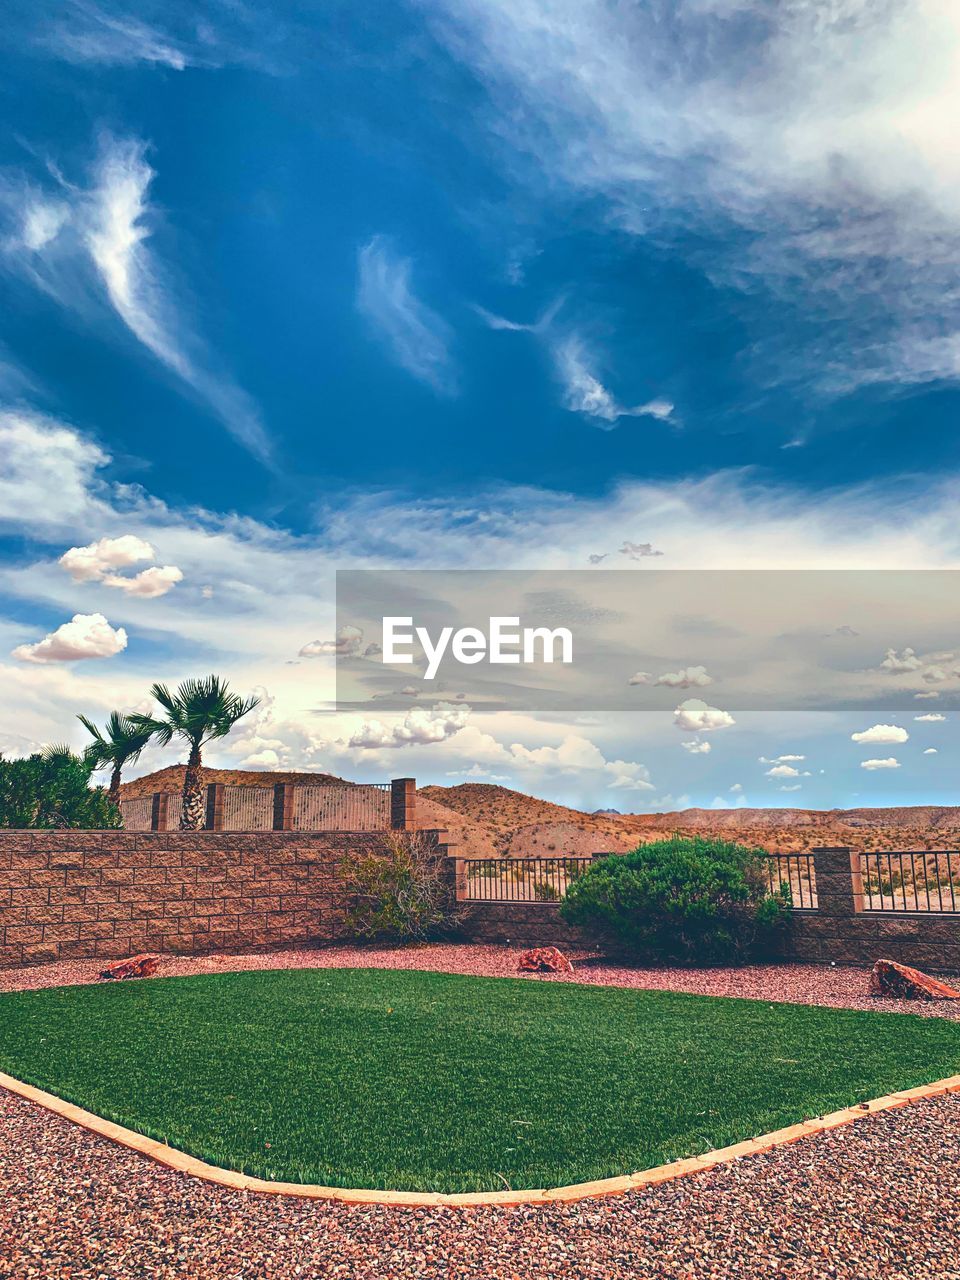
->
xmin=0 ymin=829 xmax=450 ymax=970
xmin=456 ymin=901 xmax=587 ymax=948
xmin=787 ymin=846 xmax=960 ymax=972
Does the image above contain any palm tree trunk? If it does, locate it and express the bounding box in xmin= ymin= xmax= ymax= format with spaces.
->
xmin=108 ymin=766 xmax=122 ymax=809
xmin=181 ymin=745 xmax=205 ymax=830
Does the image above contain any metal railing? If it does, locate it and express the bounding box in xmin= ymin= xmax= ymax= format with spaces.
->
xmin=860 ymin=851 xmax=960 ymax=913
xmin=290 ymin=784 xmax=390 ymax=833
xmin=765 ymin=853 xmax=818 ymax=910
xmin=120 ymin=781 xmax=394 ymax=832
xmin=461 ymin=856 xmax=593 ymax=902
xmin=118 ymin=795 xmax=152 ymax=832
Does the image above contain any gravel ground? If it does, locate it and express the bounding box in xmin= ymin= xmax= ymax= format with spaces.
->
xmin=2 ymin=1084 xmax=959 ymax=1279
xmin=2 ymin=941 xmax=959 ymax=1021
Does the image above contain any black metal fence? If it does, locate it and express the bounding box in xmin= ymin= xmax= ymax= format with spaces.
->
xmin=859 ymin=851 xmax=960 ymax=913
xmin=765 ymin=852 xmax=818 ymax=909
xmin=461 ymin=856 xmax=594 ymax=902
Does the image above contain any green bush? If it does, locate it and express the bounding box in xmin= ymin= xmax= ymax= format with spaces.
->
xmin=559 ymin=836 xmax=790 ymax=964
xmin=0 ymin=751 xmax=122 ymax=830
xmin=341 ymin=831 xmax=463 ymax=944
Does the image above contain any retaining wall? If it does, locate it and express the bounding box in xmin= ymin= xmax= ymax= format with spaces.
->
xmin=0 ymin=829 xmax=450 ymax=970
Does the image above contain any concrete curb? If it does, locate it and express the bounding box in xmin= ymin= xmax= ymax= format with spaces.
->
xmin=2 ymin=1068 xmax=959 ymax=1208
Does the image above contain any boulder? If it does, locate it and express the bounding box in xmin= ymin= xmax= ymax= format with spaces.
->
xmin=517 ymin=946 xmax=573 ymax=974
xmin=869 ymin=958 xmax=960 ymax=1001
xmin=99 ymin=953 xmax=161 ymax=981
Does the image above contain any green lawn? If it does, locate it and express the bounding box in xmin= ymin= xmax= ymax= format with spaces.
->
xmin=0 ymin=967 xmax=958 ymax=1193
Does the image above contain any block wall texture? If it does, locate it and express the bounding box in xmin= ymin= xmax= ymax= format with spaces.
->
xmin=0 ymin=830 xmax=449 ymax=970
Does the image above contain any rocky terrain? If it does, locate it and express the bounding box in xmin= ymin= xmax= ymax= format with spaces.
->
xmin=123 ymin=770 xmax=960 ymax=857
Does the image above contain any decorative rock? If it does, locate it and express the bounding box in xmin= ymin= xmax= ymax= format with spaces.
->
xmin=517 ymin=946 xmax=573 ymax=973
xmin=869 ymin=958 xmax=960 ymax=1001
xmin=99 ymin=954 xmax=161 ymax=981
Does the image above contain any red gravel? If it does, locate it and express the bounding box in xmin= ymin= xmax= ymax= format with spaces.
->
xmin=2 ymin=942 xmax=959 ymax=1021
xmin=1 ymin=1084 xmax=959 ymax=1278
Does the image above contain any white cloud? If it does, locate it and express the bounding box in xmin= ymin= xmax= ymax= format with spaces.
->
xmin=3 ymin=139 xmax=271 ymax=461
xmin=759 ymin=754 xmax=806 ymax=764
xmin=673 ymin=698 xmax=734 ymax=732
xmin=44 ymin=5 xmax=191 ymax=68
xmin=915 ymin=713 xmax=946 ymax=721
xmin=554 ymin=336 xmax=673 ymax=426
xmin=349 ymin=700 xmax=470 ymax=748
xmin=620 ymin=541 xmax=663 ymax=560
xmin=922 ymin=665 xmax=953 ymax=684
xmin=924 ymin=747 xmax=938 ymax=755
xmin=681 ymin=739 xmax=711 ymax=754
xmin=779 ymin=784 xmax=803 ymax=792
xmin=356 ymin=236 xmax=454 ymax=394
xmin=879 ymin=647 xmax=923 ymax=674
xmin=851 ymin=724 xmax=909 ymax=745
xmin=240 ymin=748 xmax=282 ymax=769
xmin=59 ymin=534 xmax=182 ymax=598
xmin=915 ymin=691 xmax=941 ymax=700
xmin=656 ymin=665 xmax=712 ymax=689
xmin=766 ymin=764 xmax=801 ymax=779
xmin=12 ymin=612 xmax=127 ymax=663
xmin=431 ymin=0 xmax=960 ymax=390
xmin=300 ymin=625 xmax=364 ymax=658
xmin=628 ymin=671 xmax=653 ymax=686
xmin=861 ymin=757 xmax=901 ymax=770
xmin=730 ymin=782 xmax=743 ymax=792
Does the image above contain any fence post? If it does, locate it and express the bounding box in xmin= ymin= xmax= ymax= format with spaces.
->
xmin=273 ymin=783 xmax=294 ymax=831
xmin=205 ymin=784 xmax=224 ymax=831
xmin=150 ymin=792 xmax=168 ymax=832
xmin=391 ymin=778 xmax=416 ymax=831
xmin=811 ymin=846 xmax=859 ymax=919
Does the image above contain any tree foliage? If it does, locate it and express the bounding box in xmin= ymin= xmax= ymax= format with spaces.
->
xmin=0 ymin=750 xmax=122 ymax=830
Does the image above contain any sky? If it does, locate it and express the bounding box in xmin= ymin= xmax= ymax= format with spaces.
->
xmin=3 ymin=0 xmax=960 ymax=811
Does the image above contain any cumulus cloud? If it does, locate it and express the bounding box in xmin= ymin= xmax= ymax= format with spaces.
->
xmin=861 ymin=757 xmax=901 ymax=770
xmin=673 ymin=698 xmax=734 ymax=732
xmin=681 ymin=739 xmax=711 ymax=754
xmin=348 ymin=700 xmax=469 ymax=748
xmin=765 ymin=763 xmax=810 ymax=779
xmin=59 ymin=534 xmax=182 ymax=597
xmin=851 ymin=724 xmax=909 ymax=745
xmin=12 ymin=612 xmax=127 ymax=663
xmin=300 ymin=625 xmax=364 ymax=658
xmin=915 ymin=713 xmax=946 ymax=722
xmin=356 ymin=236 xmax=454 ymax=394
xmin=620 ymin=541 xmax=663 ymax=560
xmin=656 ymin=665 xmax=712 ymax=689
xmin=628 ymin=671 xmax=653 ymax=686
xmin=879 ymin=647 xmax=923 ymax=674
xmin=924 ymin=747 xmax=938 ymax=754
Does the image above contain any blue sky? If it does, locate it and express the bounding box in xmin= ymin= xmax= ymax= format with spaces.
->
xmin=3 ymin=0 xmax=960 ymax=810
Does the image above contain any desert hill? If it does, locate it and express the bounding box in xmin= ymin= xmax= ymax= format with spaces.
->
xmin=122 ymin=771 xmax=960 ymax=857
xmin=121 ymin=765 xmax=345 ymax=799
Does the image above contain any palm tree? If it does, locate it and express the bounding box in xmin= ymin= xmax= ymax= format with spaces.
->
xmin=78 ymin=712 xmax=154 ymax=808
xmin=133 ymin=676 xmax=261 ymax=830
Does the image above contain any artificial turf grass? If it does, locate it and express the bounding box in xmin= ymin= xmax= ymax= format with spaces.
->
xmin=0 ymin=967 xmax=958 ymax=1193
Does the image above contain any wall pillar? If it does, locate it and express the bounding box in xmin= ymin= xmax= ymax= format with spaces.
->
xmin=811 ymin=846 xmax=859 ymax=919
xmin=205 ymin=784 xmax=225 ymax=832
xmin=273 ymin=783 xmax=294 ymax=831
xmin=391 ymin=778 xmax=417 ymax=831
xmin=150 ymin=792 xmax=169 ymax=832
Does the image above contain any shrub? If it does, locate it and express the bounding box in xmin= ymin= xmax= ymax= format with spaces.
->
xmin=341 ymin=831 xmax=462 ymax=944
xmin=0 ymin=751 xmax=122 ymax=830
xmin=559 ymin=836 xmax=790 ymax=964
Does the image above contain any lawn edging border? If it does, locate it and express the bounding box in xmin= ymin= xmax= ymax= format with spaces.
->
xmin=2 ymin=1068 xmax=959 ymax=1208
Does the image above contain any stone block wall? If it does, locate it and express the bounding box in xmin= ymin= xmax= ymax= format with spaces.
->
xmin=0 ymin=829 xmax=450 ymax=970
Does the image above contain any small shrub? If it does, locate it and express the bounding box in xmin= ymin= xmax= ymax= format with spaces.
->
xmin=559 ymin=836 xmax=790 ymax=965
xmin=341 ymin=831 xmax=462 ymax=944
xmin=533 ymin=878 xmax=559 ymax=902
